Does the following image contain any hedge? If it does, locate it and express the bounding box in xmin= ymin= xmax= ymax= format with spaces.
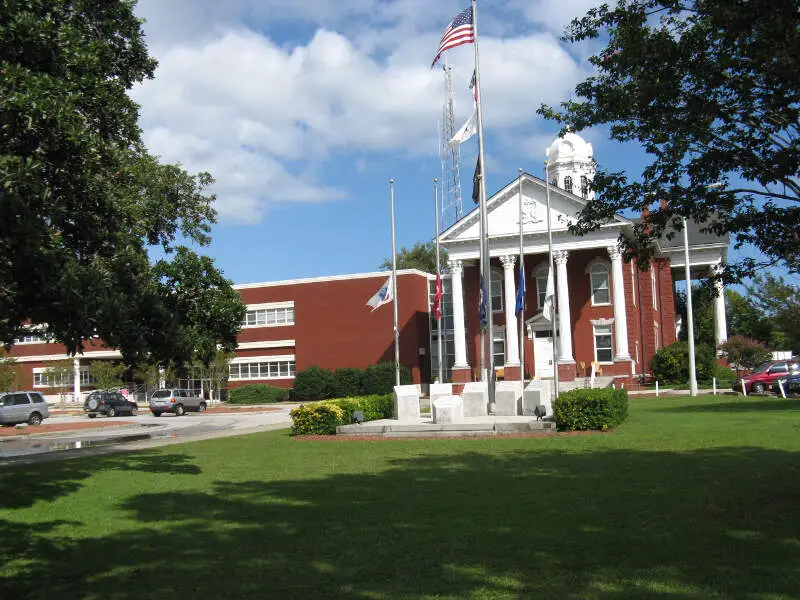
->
xmin=228 ymin=384 xmax=289 ymax=404
xmin=361 ymin=362 xmax=412 ymax=395
xmin=649 ymin=341 xmax=716 ymax=384
xmin=292 ymin=365 xmax=334 ymax=401
xmin=331 ymin=368 xmax=364 ymax=398
xmin=553 ymin=388 xmax=629 ymax=432
xmin=290 ymin=394 xmax=393 ymax=435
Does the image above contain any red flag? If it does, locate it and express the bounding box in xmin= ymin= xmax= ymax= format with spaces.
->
xmin=433 ymin=272 xmax=443 ymax=320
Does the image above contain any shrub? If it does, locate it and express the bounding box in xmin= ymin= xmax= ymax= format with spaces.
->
xmin=228 ymin=384 xmax=289 ymax=404
xmin=713 ymin=365 xmax=737 ymax=386
xmin=290 ymin=394 xmax=393 ymax=435
xmin=649 ymin=341 xmax=716 ymax=384
xmin=553 ymin=388 xmax=629 ymax=432
xmin=719 ymin=335 xmax=772 ymax=377
xmin=292 ymin=365 xmax=334 ymax=401
xmin=331 ymin=368 xmax=364 ymax=398
xmin=361 ymin=361 xmax=412 ymax=395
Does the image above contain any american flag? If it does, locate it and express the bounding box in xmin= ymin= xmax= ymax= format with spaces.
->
xmin=431 ymin=7 xmax=474 ymax=68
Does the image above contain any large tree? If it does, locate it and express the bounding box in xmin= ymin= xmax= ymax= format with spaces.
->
xmin=380 ymin=241 xmax=448 ymax=273
xmin=0 ymin=0 xmax=244 ymax=367
xmin=539 ymin=0 xmax=800 ymax=279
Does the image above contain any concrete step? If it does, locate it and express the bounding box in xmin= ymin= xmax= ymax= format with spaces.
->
xmin=337 ymin=417 xmax=556 ymax=438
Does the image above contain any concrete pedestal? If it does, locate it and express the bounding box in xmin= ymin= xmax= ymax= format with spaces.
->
xmin=461 ymin=381 xmax=489 ymax=417
xmin=523 ymin=380 xmax=554 ymax=419
xmin=429 ymin=383 xmax=453 ymax=408
xmin=393 ymin=385 xmax=420 ymax=420
xmin=432 ymin=395 xmax=464 ymax=424
xmin=494 ymin=381 xmax=522 ymax=416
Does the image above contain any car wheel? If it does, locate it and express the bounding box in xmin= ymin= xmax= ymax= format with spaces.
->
xmin=130 ymin=406 xmax=138 ymax=416
xmin=88 ymin=414 xmax=97 ymax=419
xmin=752 ymin=382 xmax=765 ymax=394
xmin=152 ymin=412 xmax=162 ymax=417
xmin=28 ymin=412 xmax=43 ymax=426
xmin=174 ymin=404 xmax=185 ymax=417
xmin=198 ymin=402 xmax=207 ymax=413
xmin=107 ymin=406 xmax=116 ymax=417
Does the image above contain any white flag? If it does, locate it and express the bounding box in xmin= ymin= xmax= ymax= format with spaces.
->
xmin=448 ymin=107 xmax=478 ymax=146
xmin=366 ymin=277 xmax=393 ymax=312
xmin=542 ymin=267 xmax=555 ymax=321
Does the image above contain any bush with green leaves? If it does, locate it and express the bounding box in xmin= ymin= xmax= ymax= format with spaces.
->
xmin=712 ymin=365 xmax=738 ymax=386
xmin=228 ymin=384 xmax=289 ymax=405
xmin=361 ymin=362 xmax=412 ymax=395
xmin=290 ymin=394 xmax=393 ymax=435
xmin=553 ymin=388 xmax=629 ymax=432
xmin=331 ymin=368 xmax=364 ymax=399
xmin=719 ymin=335 xmax=773 ymax=377
xmin=649 ymin=342 xmax=716 ymax=384
xmin=292 ymin=365 xmax=334 ymax=401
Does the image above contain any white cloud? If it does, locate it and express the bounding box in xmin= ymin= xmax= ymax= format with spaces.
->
xmin=132 ymin=2 xmax=588 ymax=224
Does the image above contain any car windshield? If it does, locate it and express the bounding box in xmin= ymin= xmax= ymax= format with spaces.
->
xmin=151 ymin=390 xmax=171 ymax=399
xmin=752 ymin=362 xmax=773 ymax=374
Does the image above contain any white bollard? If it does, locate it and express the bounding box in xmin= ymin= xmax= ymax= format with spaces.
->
xmin=741 ymin=379 xmax=747 ymax=397
xmin=713 ymin=377 xmax=717 ymax=395
xmin=778 ymin=379 xmax=786 ymax=399
xmin=655 ymin=380 xmax=659 ymax=397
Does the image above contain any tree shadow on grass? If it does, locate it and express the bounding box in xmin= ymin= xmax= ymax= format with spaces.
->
xmin=659 ymin=398 xmax=800 ymax=413
xmin=0 ymin=451 xmax=201 ymax=509
xmin=3 ymin=446 xmax=800 ymax=599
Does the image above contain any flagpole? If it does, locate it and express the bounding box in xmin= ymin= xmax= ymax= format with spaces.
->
xmin=434 ymin=177 xmax=444 ymax=384
xmin=390 ymin=178 xmax=400 ymax=387
xmin=472 ymin=0 xmax=495 ymax=408
xmin=544 ymin=160 xmax=559 ymax=398
xmin=518 ymin=168 xmax=525 ymax=386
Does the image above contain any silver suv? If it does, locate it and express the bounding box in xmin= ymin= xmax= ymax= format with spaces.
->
xmin=149 ymin=389 xmax=206 ymax=417
xmin=0 ymin=391 xmax=50 ymax=426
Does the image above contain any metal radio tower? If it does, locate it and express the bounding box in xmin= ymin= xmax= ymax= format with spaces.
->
xmin=439 ymin=64 xmax=463 ymax=231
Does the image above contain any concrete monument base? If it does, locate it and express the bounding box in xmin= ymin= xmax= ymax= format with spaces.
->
xmin=432 ymin=395 xmax=464 ymax=424
xmin=461 ymin=381 xmax=489 ymax=417
xmin=393 ymin=385 xmax=420 ymax=420
xmin=522 ymin=380 xmax=554 ymax=419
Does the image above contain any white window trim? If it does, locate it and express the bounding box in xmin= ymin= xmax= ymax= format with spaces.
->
xmin=586 ymin=259 xmax=612 ymax=307
xmin=592 ymin=323 xmax=614 ymax=365
xmin=32 ymin=366 xmax=92 ymax=388
xmin=230 ymin=354 xmax=295 ymax=364
xmin=241 ymin=304 xmax=295 ymax=329
xmin=534 ymin=266 xmax=549 ymax=312
xmin=492 ymin=325 xmax=505 ymax=367
xmin=236 ymin=340 xmax=295 ymax=350
xmin=228 ymin=355 xmax=296 ymax=381
xmin=490 ymin=267 xmax=504 ymax=313
xmin=245 ymin=301 xmax=294 ymax=311
xmin=651 ymin=266 xmax=658 ymax=310
xmin=630 ymin=261 xmax=636 ymax=306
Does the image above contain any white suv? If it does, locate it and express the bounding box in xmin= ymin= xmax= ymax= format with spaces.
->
xmin=149 ymin=389 xmax=206 ymax=417
xmin=0 ymin=391 xmax=50 ymax=426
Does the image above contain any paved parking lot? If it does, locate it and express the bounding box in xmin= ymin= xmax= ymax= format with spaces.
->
xmin=0 ymin=404 xmax=298 ymax=464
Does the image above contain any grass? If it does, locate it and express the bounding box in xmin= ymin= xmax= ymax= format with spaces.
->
xmin=2 ymin=394 xmax=800 ymax=599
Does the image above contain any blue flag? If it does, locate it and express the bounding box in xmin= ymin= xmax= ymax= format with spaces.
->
xmin=515 ymin=265 xmax=525 ymax=316
xmin=479 ymin=276 xmax=488 ymax=328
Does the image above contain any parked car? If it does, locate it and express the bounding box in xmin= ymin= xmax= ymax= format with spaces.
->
xmin=84 ymin=390 xmax=138 ymax=418
xmin=772 ymin=372 xmax=800 ymax=395
xmin=149 ymin=389 xmax=206 ymax=417
xmin=0 ymin=391 xmax=50 ymax=426
xmin=735 ymin=360 xmax=800 ymax=394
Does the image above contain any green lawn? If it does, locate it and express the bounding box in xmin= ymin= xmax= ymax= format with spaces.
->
xmin=3 ymin=395 xmax=800 ymax=599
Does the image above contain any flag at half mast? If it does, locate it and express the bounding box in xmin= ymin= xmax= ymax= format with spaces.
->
xmin=431 ymin=6 xmax=474 ymax=68
xmin=366 ymin=277 xmax=393 ymax=312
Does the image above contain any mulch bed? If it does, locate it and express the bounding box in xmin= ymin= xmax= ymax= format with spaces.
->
xmin=293 ymin=430 xmax=608 ymax=442
xmin=0 ymin=421 xmax=135 ymax=437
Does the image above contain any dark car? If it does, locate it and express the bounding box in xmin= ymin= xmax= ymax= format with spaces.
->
xmin=772 ymin=372 xmax=800 ymax=395
xmin=84 ymin=390 xmax=138 ymax=418
xmin=735 ymin=360 xmax=800 ymax=394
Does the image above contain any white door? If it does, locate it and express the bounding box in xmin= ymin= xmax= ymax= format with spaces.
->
xmin=533 ymin=331 xmax=555 ymax=378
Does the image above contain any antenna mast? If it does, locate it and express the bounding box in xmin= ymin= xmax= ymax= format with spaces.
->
xmin=439 ymin=64 xmax=463 ymax=231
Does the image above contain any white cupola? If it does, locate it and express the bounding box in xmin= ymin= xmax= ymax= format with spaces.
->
xmin=545 ymin=132 xmax=596 ymax=200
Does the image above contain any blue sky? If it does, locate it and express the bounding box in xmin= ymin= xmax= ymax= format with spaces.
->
xmin=130 ymin=0 xmax=772 ymax=287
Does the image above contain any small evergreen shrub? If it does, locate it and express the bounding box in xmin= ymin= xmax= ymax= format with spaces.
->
xmin=649 ymin=341 xmax=716 ymax=384
xmin=713 ymin=365 xmax=737 ymax=386
xmin=553 ymin=388 xmax=629 ymax=431
xmin=228 ymin=384 xmax=289 ymax=404
xmin=290 ymin=394 xmax=393 ymax=435
xmin=361 ymin=362 xmax=412 ymax=395
xmin=292 ymin=365 xmax=334 ymax=401
xmin=331 ymin=368 xmax=364 ymax=398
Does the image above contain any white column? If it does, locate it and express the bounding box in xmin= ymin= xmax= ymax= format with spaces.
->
xmin=608 ymin=245 xmax=631 ymax=360
xmin=553 ymin=250 xmax=575 ymax=363
xmin=449 ymin=259 xmax=469 ymax=369
xmin=500 ymin=255 xmax=520 ymax=366
xmin=73 ymin=356 xmax=81 ymax=403
xmin=713 ymin=263 xmax=728 ymax=348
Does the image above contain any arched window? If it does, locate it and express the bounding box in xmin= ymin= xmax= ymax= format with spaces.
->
xmin=490 ymin=268 xmax=503 ymax=313
xmin=580 ymin=175 xmax=589 ymax=198
xmin=563 ymin=176 xmax=574 ymax=194
xmin=589 ymin=263 xmax=611 ymax=306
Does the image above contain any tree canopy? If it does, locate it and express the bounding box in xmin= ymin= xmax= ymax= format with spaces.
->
xmin=0 ymin=0 xmax=244 ymax=367
xmin=380 ymin=241 xmax=448 ymax=274
xmin=540 ymin=0 xmax=800 ymax=280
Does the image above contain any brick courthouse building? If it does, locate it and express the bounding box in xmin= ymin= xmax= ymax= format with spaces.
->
xmin=6 ymin=133 xmax=729 ymax=399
